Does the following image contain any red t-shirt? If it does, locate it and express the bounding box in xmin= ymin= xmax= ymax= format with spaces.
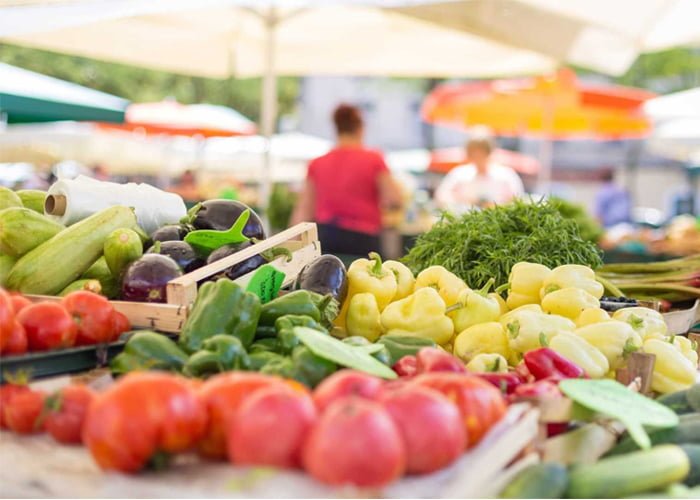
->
xmin=307 ymin=146 xmax=388 ymax=235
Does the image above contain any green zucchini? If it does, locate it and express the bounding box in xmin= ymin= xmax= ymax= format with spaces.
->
xmin=687 ymin=385 xmax=700 ymax=412
xmin=500 ymin=463 xmax=568 ymax=498
xmin=567 ymin=445 xmax=690 ymax=498
xmin=658 ymin=385 xmax=700 ymax=415
xmin=0 ymin=253 xmax=16 ymax=287
xmin=607 ymin=413 xmax=700 ymax=456
xmin=104 ymin=228 xmax=143 ymax=280
xmin=0 ymin=207 xmax=64 ymax=258
xmin=16 ymin=190 xmax=46 ymax=213
xmin=59 ymin=279 xmax=102 ymax=296
xmin=0 ymin=187 xmax=22 ymax=210
xmin=81 ymin=256 xmax=120 ymax=299
xmin=680 ymin=444 xmax=700 ymax=487
xmin=7 ymin=206 xmax=137 ymax=295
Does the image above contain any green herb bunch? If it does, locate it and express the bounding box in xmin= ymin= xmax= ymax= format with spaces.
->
xmin=403 ymin=198 xmax=603 ymax=289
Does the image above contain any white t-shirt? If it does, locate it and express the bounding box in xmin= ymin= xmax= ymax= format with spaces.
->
xmin=435 ymin=163 xmax=524 ymax=212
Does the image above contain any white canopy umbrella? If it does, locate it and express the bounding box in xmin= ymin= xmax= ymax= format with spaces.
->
xmin=644 ymin=88 xmax=700 ymax=165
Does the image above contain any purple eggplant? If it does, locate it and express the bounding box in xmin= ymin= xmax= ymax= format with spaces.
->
xmin=192 ymin=200 xmax=265 ymax=240
xmin=295 ymin=255 xmax=348 ymax=303
xmin=147 ymin=241 xmax=205 ymax=273
xmin=121 ymin=254 xmax=183 ymax=303
xmin=207 ymin=240 xmax=266 ymax=281
xmin=151 ymin=224 xmax=192 ymax=242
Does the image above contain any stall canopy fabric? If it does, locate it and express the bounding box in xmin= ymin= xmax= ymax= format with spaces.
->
xmin=393 ymin=0 xmax=700 ymax=76
xmin=644 ymin=88 xmax=700 ymax=164
xmin=0 ymin=62 xmax=128 ymax=123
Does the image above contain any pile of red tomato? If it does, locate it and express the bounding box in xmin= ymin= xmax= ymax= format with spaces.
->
xmin=0 ymin=368 xmax=506 ymax=488
xmin=0 ymin=289 xmax=131 ymax=356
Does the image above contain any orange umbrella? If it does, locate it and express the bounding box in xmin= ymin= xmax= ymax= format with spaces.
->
xmin=429 ymin=147 xmax=541 ymax=175
xmin=422 ymin=69 xmax=655 ymax=140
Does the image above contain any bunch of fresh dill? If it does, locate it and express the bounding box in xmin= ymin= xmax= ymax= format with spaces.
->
xmin=402 ymin=198 xmax=603 ymax=289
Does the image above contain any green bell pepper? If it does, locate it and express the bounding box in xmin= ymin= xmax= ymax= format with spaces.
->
xmin=249 ymin=338 xmax=281 ymax=353
xmin=260 ymin=356 xmax=297 ymax=379
xmin=276 ymin=315 xmax=327 ymax=354
xmin=249 ymin=351 xmax=283 ymax=371
xmin=179 ymin=279 xmax=261 ymax=352
xmin=182 ymin=334 xmax=250 ymax=378
xmin=342 ymin=336 xmax=392 ymax=366
xmin=110 ymin=331 xmax=188 ymax=375
xmin=258 ymin=290 xmax=339 ymax=329
xmin=376 ymin=335 xmax=438 ymax=365
xmin=290 ymin=345 xmax=337 ymax=387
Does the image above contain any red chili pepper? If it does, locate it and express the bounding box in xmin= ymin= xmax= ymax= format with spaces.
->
xmin=415 ymin=347 xmax=466 ymax=374
xmin=475 ymin=372 xmax=523 ymax=395
xmin=512 ymin=379 xmax=562 ymax=399
xmin=523 ymin=348 xmax=586 ymax=381
xmin=392 ymin=355 xmax=418 ymax=377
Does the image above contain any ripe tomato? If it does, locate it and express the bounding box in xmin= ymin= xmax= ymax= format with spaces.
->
xmin=45 ymin=385 xmax=95 ymax=444
xmin=2 ymin=321 xmax=28 ymax=355
xmin=3 ymin=389 xmax=46 ymax=434
xmin=0 ymin=288 xmax=14 ymax=351
xmin=83 ymin=372 xmax=206 ymax=473
xmin=197 ymin=372 xmax=287 ymax=459
xmin=9 ymin=294 xmax=32 ymax=315
xmin=312 ymin=369 xmax=384 ymax=413
xmin=0 ymin=383 xmax=31 ymax=428
xmin=303 ymin=397 xmax=406 ymax=487
xmin=228 ymin=385 xmax=317 ymax=468
xmin=17 ymin=302 xmax=77 ymax=351
xmin=61 ymin=291 xmax=115 ymax=345
xmin=110 ymin=310 xmax=131 ymax=341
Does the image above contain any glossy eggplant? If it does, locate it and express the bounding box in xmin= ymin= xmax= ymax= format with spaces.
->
xmin=295 ymin=254 xmax=348 ymax=303
xmin=147 ymin=241 xmax=205 ymax=273
xmin=121 ymin=254 xmax=183 ymax=303
xmin=150 ymin=224 xmax=192 ymax=242
xmin=191 ymin=200 xmax=265 ymax=240
xmin=207 ymin=240 xmax=267 ymax=281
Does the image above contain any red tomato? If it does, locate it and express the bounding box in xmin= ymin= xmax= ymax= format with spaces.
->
xmin=61 ymin=291 xmax=115 ymax=345
xmin=415 ymin=347 xmax=466 ymax=374
xmin=3 ymin=389 xmax=46 ymax=434
xmin=110 ymin=310 xmax=131 ymax=341
xmin=197 ymin=372 xmax=287 ymax=459
xmin=303 ymin=397 xmax=406 ymax=487
xmin=228 ymin=385 xmax=317 ymax=468
xmin=380 ymin=385 xmax=465 ymax=474
xmin=17 ymin=302 xmax=77 ymax=351
xmin=312 ymin=369 xmax=384 ymax=413
xmin=9 ymin=294 xmax=32 ymax=315
xmin=0 ymin=383 xmax=31 ymax=428
xmin=83 ymin=372 xmax=207 ymax=473
xmin=1 ymin=321 xmax=28 ymax=355
xmin=44 ymin=385 xmax=96 ymax=444
xmin=0 ymin=289 xmax=14 ymax=351
xmin=412 ymin=373 xmax=507 ymax=447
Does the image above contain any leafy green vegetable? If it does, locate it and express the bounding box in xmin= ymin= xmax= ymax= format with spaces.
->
xmin=550 ymin=197 xmax=603 ymax=243
xmin=403 ymin=198 xmax=602 ymax=289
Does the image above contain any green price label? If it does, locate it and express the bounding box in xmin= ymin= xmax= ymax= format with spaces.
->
xmin=185 ymin=209 xmax=251 ymax=255
xmin=245 ymin=264 xmax=285 ymax=303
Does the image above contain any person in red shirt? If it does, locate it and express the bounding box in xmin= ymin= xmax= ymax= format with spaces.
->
xmin=291 ymin=104 xmax=403 ymax=255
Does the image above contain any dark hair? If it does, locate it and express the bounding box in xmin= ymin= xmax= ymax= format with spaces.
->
xmin=333 ymin=104 xmax=363 ymax=135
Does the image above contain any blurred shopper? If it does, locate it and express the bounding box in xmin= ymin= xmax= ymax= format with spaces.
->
xmin=91 ymin=164 xmax=110 ymax=182
xmin=169 ymin=169 xmax=201 ymax=201
xmin=595 ymin=168 xmax=632 ymax=227
xmin=435 ymin=128 xmax=524 ymax=211
xmin=291 ymin=104 xmax=403 ymax=255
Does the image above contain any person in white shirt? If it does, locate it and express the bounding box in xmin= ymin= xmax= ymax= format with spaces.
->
xmin=435 ymin=130 xmax=524 ymax=212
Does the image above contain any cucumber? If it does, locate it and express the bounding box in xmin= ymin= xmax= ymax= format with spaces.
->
xmin=0 ymin=207 xmax=64 ymax=258
xmin=0 ymin=187 xmax=22 ymax=210
xmin=607 ymin=413 xmax=700 ymax=456
xmin=687 ymin=385 xmax=700 ymax=412
xmin=658 ymin=389 xmax=694 ymax=415
xmin=16 ymin=190 xmax=46 ymax=213
xmin=0 ymin=253 xmax=16 ymax=287
xmin=59 ymin=279 xmax=102 ymax=296
xmin=680 ymin=444 xmax=700 ymax=486
xmin=567 ymin=445 xmax=690 ymax=498
xmin=500 ymin=463 xmax=568 ymax=498
xmin=82 ymin=257 xmax=120 ymax=299
xmin=7 ymin=206 xmax=137 ymax=295
xmin=104 ymin=228 xmax=143 ymax=280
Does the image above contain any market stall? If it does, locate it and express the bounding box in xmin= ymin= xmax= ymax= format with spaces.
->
xmin=0 ymin=179 xmax=699 ymax=498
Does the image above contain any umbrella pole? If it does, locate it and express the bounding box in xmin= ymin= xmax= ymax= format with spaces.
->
xmin=259 ymin=7 xmax=278 ymax=225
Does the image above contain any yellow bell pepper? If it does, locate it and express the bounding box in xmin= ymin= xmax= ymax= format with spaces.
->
xmin=499 ymin=304 xmax=543 ymax=326
xmin=668 ymin=335 xmax=699 ymax=366
xmin=643 ymin=338 xmax=696 ymax=394
xmin=345 ymin=293 xmax=383 ymax=342
xmin=336 ymin=252 xmax=397 ymax=328
xmin=380 ymin=287 xmax=454 ymax=345
xmin=501 ymin=310 xmax=575 ymax=355
xmin=541 ymin=287 xmax=601 ymax=320
xmin=575 ymin=320 xmax=643 ymax=370
xmin=451 ymin=279 xmax=501 ymax=332
xmin=549 ymin=332 xmax=610 ymax=378
xmin=575 ymin=307 xmax=611 ymax=328
xmin=383 ymin=260 xmax=415 ymax=301
xmin=453 ymin=321 xmax=511 ymax=363
xmin=506 ymin=262 xmax=551 ymax=310
xmin=466 ymin=353 xmax=509 ymax=373
xmin=612 ymin=307 xmax=667 ymax=340
xmin=414 ymin=265 xmax=468 ymax=307
xmin=540 ymin=264 xmax=604 ymax=300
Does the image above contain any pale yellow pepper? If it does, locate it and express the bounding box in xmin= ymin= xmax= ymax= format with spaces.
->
xmin=383 ymin=260 xmax=415 ymax=301
xmin=492 ymin=293 xmax=509 ymax=315
xmin=612 ymin=307 xmax=667 ymax=340
xmin=549 ymin=332 xmax=610 ymax=378
xmin=575 ymin=307 xmax=611 ymax=328
xmin=667 ymin=335 xmax=699 ymax=366
xmin=414 ymin=265 xmax=468 ymax=307
xmin=453 ymin=321 xmax=511 ymax=363
xmin=466 ymin=353 xmax=509 ymax=373
xmin=501 ymin=310 xmax=575 ymax=355
xmin=345 ymin=293 xmax=383 ymax=342
xmin=451 ymin=279 xmax=501 ymax=332
xmin=380 ymin=287 xmax=454 ymax=345
xmin=575 ymin=320 xmax=643 ymax=370
xmin=540 ymin=264 xmax=604 ymax=300
xmin=643 ymin=338 xmax=696 ymax=394
xmin=499 ymin=304 xmax=543 ymax=326
xmin=506 ymin=262 xmax=551 ymax=310
xmin=541 ymin=287 xmax=601 ymax=320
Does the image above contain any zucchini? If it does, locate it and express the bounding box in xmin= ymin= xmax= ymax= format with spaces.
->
xmin=82 ymin=257 xmax=120 ymax=299
xmin=687 ymin=385 xmax=700 ymax=412
xmin=0 ymin=207 xmax=64 ymax=258
xmin=0 ymin=187 xmax=22 ymax=210
xmin=567 ymin=445 xmax=690 ymax=498
xmin=0 ymin=253 xmax=16 ymax=287
xmin=658 ymin=385 xmax=700 ymax=415
xmin=680 ymin=444 xmax=700 ymax=487
xmin=16 ymin=190 xmax=46 ymax=213
xmin=59 ymin=279 xmax=102 ymax=296
xmin=607 ymin=413 xmax=700 ymax=456
xmin=7 ymin=206 xmax=136 ymax=295
xmin=104 ymin=228 xmax=143 ymax=280
xmin=500 ymin=463 xmax=568 ymax=498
